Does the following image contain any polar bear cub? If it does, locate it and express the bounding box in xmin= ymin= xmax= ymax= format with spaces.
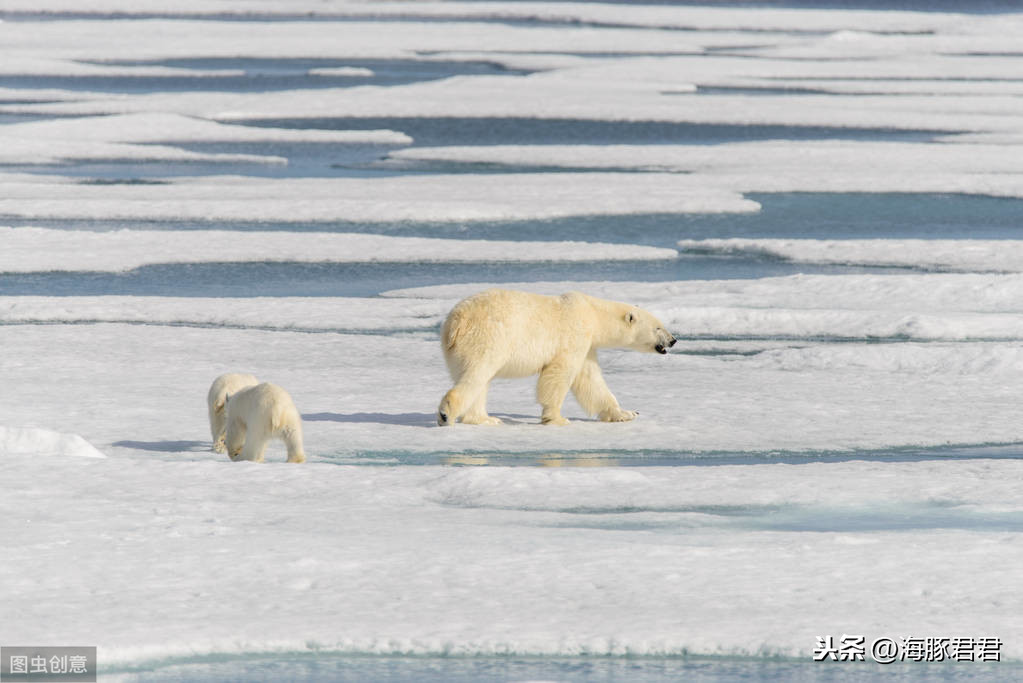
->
xmin=224 ymin=382 xmax=306 ymax=463
xmin=207 ymin=372 xmax=259 ymax=453
xmin=438 ymin=289 xmax=677 ymax=426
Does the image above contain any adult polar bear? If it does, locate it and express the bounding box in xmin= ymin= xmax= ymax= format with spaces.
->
xmin=438 ymin=289 xmax=676 ymax=426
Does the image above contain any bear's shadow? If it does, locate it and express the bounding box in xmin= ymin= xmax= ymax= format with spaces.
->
xmin=112 ymin=439 xmax=209 ymax=452
xmin=304 ymin=412 xmax=437 ymax=428
xmin=303 ymin=412 xmax=541 ymax=427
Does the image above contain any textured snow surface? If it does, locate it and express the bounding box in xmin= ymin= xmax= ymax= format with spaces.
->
xmin=0 ymin=426 xmax=106 ymax=459
xmin=3 ymin=452 xmax=1023 ymax=666
xmin=0 ymin=175 xmax=758 ymax=222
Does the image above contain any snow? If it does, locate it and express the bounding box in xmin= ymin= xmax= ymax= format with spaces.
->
xmin=0 ymin=227 xmax=677 ymax=273
xmin=5 ymin=0 xmax=1011 ymax=38
xmin=0 ymin=314 xmax=1020 ymax=477
xmin=2 ymin=311 xmax=1023 ymax=663
xmin=0 ymin=113 xmax=410 ymax=145
xmin=0 ymin=296 xmax=452 ymax=333
xmin=0 ymin=113 xmax=407 ymax=166
xmin=384 ymin=273 xmax=1023 ymax=315
xmin=0 ymin=426 xmax=106 ymax=459
xmin=386 ymin=141 xmax=1023 ymax=199
xmin=3 ymin=453 xmax=1023 ymax=668
xmin=0 ymin=175 xmax=758 ymax=223
xmin=11 ymin=274 xmax=1023 ymax=342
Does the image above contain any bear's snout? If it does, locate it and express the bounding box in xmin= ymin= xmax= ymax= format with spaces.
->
xmin=654 ymin=332 xmax=677 ymax=355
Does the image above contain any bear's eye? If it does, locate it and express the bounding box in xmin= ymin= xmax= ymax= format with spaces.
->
xmin=626 ymin=313 xmax=635 ymax=324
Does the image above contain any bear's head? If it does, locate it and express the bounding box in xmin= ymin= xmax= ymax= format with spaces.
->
xmin=622 ymin=306 xmax=677 ymax=354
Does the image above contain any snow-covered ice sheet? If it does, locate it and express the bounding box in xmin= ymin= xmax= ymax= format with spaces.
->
xmin=4 ymin=26 xmax=1022 ymax=142
xmin=0 ymin=426 xmax=106 ymax=459
xmin=0 ymin=296 xmax=453 ymax=333
xmin=0 ymin=114 xmax=409 ymax=166
xmin=0 ymin=174 xmax=758 ymax=222
xmin=384 ymin=274 xmax=1023 ymax=341
xmin=0 ymin=113 xmax=410 ymax=145
xmin=3 ymin=451 xmax=1023 ymax=666
xmin=0 ymin=17 xmax=704 ymax=65
xmin=679 ymin=238 xmax=1023 ymax=273
xmin=383 ymin=273 xmax=1023 ymax=314
xmin=0 ymin=227 xmax=677 ymax=273
xmin=4 ymin=290 xmax=1023 ymax=666
xmin=1 ymin=319 xmax=1022 ymax=462
xmin=0 ymin=0 xmax=978 ymax=34
xmin=387 ymin=140 xmax=1023 ymax=175
xmin=0 ymin=140 xmax=286 ymax=167
xmin=386 ymin=141 xmax=1023 ymax=199
xmin=10 ymin=273 xmax=1023 ymax=341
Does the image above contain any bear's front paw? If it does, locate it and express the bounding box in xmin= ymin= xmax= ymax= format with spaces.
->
xmin=600 ymin=408 xmax=638 ymax=422
xmin=541 ymin=415 xmax=570 ymax=426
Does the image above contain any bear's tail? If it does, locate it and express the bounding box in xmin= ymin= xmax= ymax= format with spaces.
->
xmin=441 ymin=309 xmax=461 ymax=352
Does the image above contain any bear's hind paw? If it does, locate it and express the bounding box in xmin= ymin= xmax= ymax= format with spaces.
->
xmin=462 ymin=415 xmax=502 ymax=425
xmin=600 ymin=408 xmax=638 ymax=422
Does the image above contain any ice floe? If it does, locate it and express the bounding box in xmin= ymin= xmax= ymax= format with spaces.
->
xmin=0 ymin=227 xmax=677 ymax=273
xmin=386 ymin=141 xmax=1023 ymax=199
xmin=3 ymin=433 xmax=1023 ymax=666
xmin=0 ymin=174 xmax=758 ymax=222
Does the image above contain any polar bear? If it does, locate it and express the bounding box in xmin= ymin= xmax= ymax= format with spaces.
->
xmin=437 ymin=289 xmax=677 ymax=426
xmin=207 ymin=372 xmax=259 ymax=453
xmin=224 ymin=382 xmax=306 ymax=463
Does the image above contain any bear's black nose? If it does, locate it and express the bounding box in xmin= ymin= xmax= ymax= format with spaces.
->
xmin=669 ymin=337 xmax=677 ymax=347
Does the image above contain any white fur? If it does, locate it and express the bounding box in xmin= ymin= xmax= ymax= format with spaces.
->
xmin=437 ymin=289 xmax=676 ymax=426
xmin=224 ymin=382 xmax=305 ymax=463
xmin=207 ymin=372 xmax=259 ymax=453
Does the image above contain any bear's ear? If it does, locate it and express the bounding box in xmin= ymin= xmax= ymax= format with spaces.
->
xmin=626 ymin=312 xmax=635 ymax=324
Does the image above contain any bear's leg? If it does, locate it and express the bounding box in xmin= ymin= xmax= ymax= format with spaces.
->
xmin=537 ymin=354 xmax=581 ymax=425
xmin=461 ymin=384 xmax=502 ymax=425
xmin=282 ymin=426 xmax=306 ymax=463
xmin=210 ymin=404 xmax=228 ymax=453
xmin=225 ymin=417 xmax=247 ymax=461
xmin=239 ymin=422 xmax=269 ymax=463
xmin=438 ymin=367 xmax=496 ymax=426
xmin=571 ymin=350 xmax=637 ymax=422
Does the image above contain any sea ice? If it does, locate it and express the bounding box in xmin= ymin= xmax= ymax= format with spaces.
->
xmin=0 ymin=227 xmax=677 ymax=273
